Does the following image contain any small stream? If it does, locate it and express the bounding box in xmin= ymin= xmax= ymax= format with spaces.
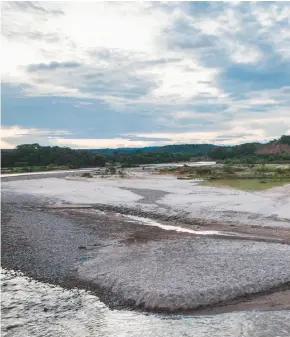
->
xmin=2 ymin=269 xmax=290 ymax=337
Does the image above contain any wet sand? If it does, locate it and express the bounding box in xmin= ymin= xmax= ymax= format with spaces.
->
xmin=202 ymin=289 xmax=290 ymax=314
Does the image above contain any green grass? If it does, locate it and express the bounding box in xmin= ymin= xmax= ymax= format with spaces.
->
xmin=159 ymin=164 xmax=290 ymax=189
xmin=201 ymin=178 xmax=290 ymax=191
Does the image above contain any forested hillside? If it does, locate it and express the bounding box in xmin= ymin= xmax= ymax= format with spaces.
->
xmin=208 ymin=136 xmax=290 ymax=163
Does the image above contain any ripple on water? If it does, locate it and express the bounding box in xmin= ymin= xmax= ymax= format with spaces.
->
xmin=1 ymin=269 xmax=290 ymax=337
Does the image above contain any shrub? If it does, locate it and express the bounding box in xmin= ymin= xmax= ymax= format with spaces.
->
xmin=81 ymin=172 xmax=93 ymax=178
xmin=195 ymin=167 xmax=212 ymax=175
xmin=223 ymin=165 xmax=235 ymax=174
xmin=109 ymin=166 xmax=117 ymax=174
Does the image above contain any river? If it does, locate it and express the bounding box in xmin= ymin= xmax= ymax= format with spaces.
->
xmin=2 ymin=269 xmax=290 ymax=337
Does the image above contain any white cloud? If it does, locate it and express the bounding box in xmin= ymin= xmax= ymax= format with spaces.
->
xmin=125 ymin=131 xmax=219 ymax=142
xmin=250 ymin=3 xmax=290 ymax=60
xmin=1 ymin=122 xmax=287 ymax=149
xmin=1 ymin=126 xmax=33 ymax=139
xmin=121 ymin=130 xmax=273 ymax=146
xmin=1 ymin=126 xmax=72 ymax=149
xmin=226 ymin=42 xmax=262 ymax=64
xmin=1 ymin=2 xmax=223 ymax=105
xmin=187 ymin=7 xmax=263 ymax=64
xmin=50 ymin=132 xmax=260 ymax=148
xmin=3 ymin=1 xmax=286 ymax=107
xmin=138 ymin=59 xmax=223 ymax=102
xmin=123 ymin=110 xmax=290 ymax=145
xmin=53 ymin=138 xmax=158 ymax=149
xmin=2 ymin=2 xmax=290 ymax=146
xmin=225 ymin=86 xmax=290 ymax=116
xmin=173 ymin=111 xmax=216 ymax=120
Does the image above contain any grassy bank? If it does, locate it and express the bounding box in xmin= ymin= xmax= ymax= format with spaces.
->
xmin=159 ymin=164 xmax=290 ymax=190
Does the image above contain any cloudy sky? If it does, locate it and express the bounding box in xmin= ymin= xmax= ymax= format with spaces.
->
xmin=2 ymin=1 xmax=290 ymax=149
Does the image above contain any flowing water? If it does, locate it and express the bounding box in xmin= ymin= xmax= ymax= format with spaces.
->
xmin=2 ymin=269 xmax=290 ymax=337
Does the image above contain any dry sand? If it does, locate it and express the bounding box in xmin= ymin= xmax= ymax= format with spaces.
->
xmin=2 ymin=171 xmax=290 ymax=228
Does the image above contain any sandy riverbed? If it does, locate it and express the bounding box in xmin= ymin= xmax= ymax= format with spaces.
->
xmin=2 ymin=169 xmax=290 ymax=313
xmin=2 ymin=170 xmax=290 ymax=228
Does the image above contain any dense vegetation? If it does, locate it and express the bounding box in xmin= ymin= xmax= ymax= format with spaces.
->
xmin=87 ymin=146 xmax=159 ymax=155
xmin=106 ymin=152 xmax=192 ymax=167
xmin=91 ymin=136 xmax=290 ymax=164
xmin=208 ymin=136 xmax=290 ymax=163
xmin=89 ymin=144 xmax=214 ymax=155
xmin=2 ymin=136 xmax=290 ymax=173
xmin=1 ymin=144 xmax=106 ymax=172
xmin=222 ymin=153 xmax=290 ymax=164
xmin=280 ymin=135 xmax=290 ymax=145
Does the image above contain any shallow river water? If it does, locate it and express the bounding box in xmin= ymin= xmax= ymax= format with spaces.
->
xmin=2 ymin=269 xmax=290 ymax=337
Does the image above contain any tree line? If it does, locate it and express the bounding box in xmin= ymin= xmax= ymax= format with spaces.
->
xmin=1 ymin=144 xmax=106 ymax=169
xmin=2 ymin=136 xmax=290 ymax=171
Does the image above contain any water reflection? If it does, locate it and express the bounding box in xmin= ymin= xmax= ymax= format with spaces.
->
xmin=2 ymin=269 xmax=290 ymax=337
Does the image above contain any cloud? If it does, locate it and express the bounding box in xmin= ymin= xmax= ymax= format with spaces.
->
xmin=12 ymin=1 xmax=64 ymax=16
xmin=1 ymin=2 xmax=222 ymax=104
xmin=1 ymin=2 xmax=290 ymax=147
xmin=172 ymin=111 xmax=216 ymax=120
xmin=53 ymin=138 xmax=160 ymax=149
xmin=122 ymin=130 xmax=273 ymax=146
xmin=1 ymin=126 xmax=72 ymax=149
xmin=184 ymin=7 xmax=263 ymax=64
xmin=2 ymin=122 xmax=289 ymax=150
xmin=27 ymin=61 xmax=81 ymax=72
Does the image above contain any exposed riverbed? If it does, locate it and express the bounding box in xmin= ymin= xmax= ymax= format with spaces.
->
xmin=3 ymin=170 xmax=290 ymax=228
xmin=2 ymin=169 xmax=290 ymax=336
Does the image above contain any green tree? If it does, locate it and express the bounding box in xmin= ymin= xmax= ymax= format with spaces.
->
xmin=94 ymin=154 xmax=106 ymax=167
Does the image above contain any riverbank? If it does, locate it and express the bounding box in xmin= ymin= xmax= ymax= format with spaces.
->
xmin=2 ymin=183 xmax=290 ymax=314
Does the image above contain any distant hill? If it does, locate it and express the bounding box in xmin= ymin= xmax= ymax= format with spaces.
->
xmin=149 ymin=143 xmax=214 ymax=154
xmin=87 ymin=146 xmax=159 ymax=155
xmin=3 ymin=135 xmax=290 ymax=159
xmin=256 ymin=136 xmax=290 ymax=155
xmin=87 ymin=137 xmax=290 ymax=157
xmin=88 ymin=144 xmax=214 ymax=155
xmin=202 ymin=136 xmax=290 ymax=161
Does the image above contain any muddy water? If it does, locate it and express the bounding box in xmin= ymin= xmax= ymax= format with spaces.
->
xmin=2 ymin=269 xmax=290 ymax=337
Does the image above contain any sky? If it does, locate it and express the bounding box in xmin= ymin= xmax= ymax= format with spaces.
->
xmin=1 ymin=1 xmax=290 ymax=149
